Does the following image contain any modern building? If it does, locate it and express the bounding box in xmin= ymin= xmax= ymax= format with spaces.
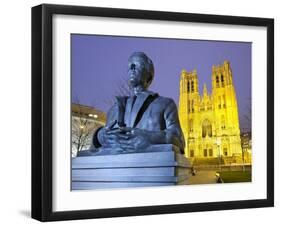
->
xmin=72 ymin=103 xmax=106 ymax=157
xmin=240 ymin=131 xmax=252 ymax=163
xmin=178 ymin=61 xmax=243 ymax=160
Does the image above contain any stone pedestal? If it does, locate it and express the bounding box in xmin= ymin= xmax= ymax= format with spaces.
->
xmin=72 ymin=144 xmax=190 ymax=190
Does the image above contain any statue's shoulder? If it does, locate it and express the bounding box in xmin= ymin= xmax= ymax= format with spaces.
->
xmin=154 ymin=94 xmax=176 ymax=105
xmin=144 ymin=90 xmax=175 ymax=106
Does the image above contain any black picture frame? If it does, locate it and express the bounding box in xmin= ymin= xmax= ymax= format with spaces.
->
xmin=32 ymin=3 xmax=274 ymax=222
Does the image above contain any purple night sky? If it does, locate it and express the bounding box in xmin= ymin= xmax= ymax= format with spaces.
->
xmin=71 ymin=34 xmax=251 ymax=131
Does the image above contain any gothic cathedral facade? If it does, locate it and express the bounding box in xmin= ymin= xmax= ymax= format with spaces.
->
xmin=178 ymin=61 xmax=242 ymax=158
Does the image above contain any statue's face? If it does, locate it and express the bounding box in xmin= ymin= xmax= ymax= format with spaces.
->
xmin=127 ymin=55 xmax=148 ymax=88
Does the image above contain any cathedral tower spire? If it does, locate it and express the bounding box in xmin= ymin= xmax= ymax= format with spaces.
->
xmin=203 ymin=83 xmax=208 ymax=96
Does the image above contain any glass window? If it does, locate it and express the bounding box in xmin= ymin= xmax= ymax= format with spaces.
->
xmin=223 ymin=148 xmax=228 ymax=156
xmin=221 ymin=115 xmax=226 ymax=129
xmin=221 ymin=74 xmax=224 ymax=86
xmin=216 ymin=75 xmax=220 ymax=88
xmin=202 ymin=119 xmax=212 ymax=137
xmin=191 ymin=81 xmax=194 ymax=92
xmin=189 ymin=119 xmax=193 ymax=132
xmin=204 ymin=149 xmax=208 ymax=157
xmin=190 ymin=150 xmax=194 ymax=157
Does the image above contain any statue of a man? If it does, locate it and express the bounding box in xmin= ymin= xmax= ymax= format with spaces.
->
xmin=89 ymin=52 xmax=185 ymax=155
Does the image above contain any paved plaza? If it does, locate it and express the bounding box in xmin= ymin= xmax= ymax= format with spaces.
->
xmin=187 ymin=170 xmax=217 ymax=185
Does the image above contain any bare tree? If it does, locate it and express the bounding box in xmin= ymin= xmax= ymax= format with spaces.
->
xmin=115 ymin=76 xmax=131 ymax=96
xmin=242 ymin=97 xmax=251 ymax=132
xmin=104 ymin=76 xmax=131 ymax=107
xmin=71 ymin=102 xmax=98 ymax=157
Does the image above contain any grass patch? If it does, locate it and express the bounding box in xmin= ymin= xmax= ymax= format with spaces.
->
xmin=217 ymin=171 xmax=251 ymax=183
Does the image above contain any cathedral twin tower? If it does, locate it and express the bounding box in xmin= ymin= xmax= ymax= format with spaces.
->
xmin=178 ymin=61 xmax=242 ymax=159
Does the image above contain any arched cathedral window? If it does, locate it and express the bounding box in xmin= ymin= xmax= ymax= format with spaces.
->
xmin=191 ymin=99 xmax=194 ymax=113
xmin=189 ymin=119 xmax=193 ymax=132
xmin=218 ymin=96 xmax=221 ymax=109
xmin=221 ymin=74 xmax=225 ymax=87
xmin=221 ymin=115 xmax=226 ymax=129
xmin=216 ymin=75 xmax=220 ymax=88
xmin=202 ymin=119 xmax=212 ymax=138
xmin=191 ymin=81 xmax=194 ymax=92
xmin=223 ymin=94 xmax=226 ymax=108
xmin=187 ymin=81 xmax=190 ymax=93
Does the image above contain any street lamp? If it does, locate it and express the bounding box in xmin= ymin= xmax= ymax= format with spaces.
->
xmin=215 ymin=139 xmax=221 ymax=172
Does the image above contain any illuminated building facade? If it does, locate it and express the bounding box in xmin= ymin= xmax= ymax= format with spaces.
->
xmin=72 ymin=103 xmax=106 ymax=157
xmin=178 ymin=61 xmax=243 ymax=159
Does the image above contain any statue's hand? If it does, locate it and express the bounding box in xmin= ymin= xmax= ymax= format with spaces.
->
xmin=98 ymin=127 xmax=122 ymax=147
xmin=98 ymin=127 xmax=152 ymax=152
xmin=116 ymin=127 xmax=152 ymax=151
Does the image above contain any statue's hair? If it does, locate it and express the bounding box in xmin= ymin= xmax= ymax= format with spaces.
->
xmin=128 ymin=52 xmax=154 ymax=87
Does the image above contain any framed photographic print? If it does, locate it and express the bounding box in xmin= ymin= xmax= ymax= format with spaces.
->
xmin=32 ymin=4 xmax=274 ymax=221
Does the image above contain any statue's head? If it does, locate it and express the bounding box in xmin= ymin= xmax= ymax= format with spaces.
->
xmin=127 ymin=52 xmax=154 ymax=90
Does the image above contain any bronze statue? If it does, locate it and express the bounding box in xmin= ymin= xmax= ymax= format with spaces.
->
xmin=87 ymin=52 xmax=185 ymax=155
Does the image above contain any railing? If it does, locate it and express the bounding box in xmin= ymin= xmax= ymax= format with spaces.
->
xmin=194 ymin=164 xmax=251 ymax=171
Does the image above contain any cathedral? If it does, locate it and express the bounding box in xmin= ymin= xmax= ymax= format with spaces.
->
xmin=178 ymin=61 xmax=242 ymax=159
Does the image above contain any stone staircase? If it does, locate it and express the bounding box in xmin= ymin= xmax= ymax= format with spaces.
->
xmin=191 ymin=156 xmax=249 ymax=171
xmin=193 ymin=157 xmax=220 ymax=166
